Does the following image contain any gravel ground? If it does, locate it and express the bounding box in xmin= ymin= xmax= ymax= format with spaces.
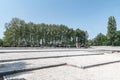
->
xmin=5 ymin=63 xmax=120 ymax=80
xmin=0 ymin=50 xmax=96 ymax=60
xmin=1 ymin=46 xmax=120 ymax=80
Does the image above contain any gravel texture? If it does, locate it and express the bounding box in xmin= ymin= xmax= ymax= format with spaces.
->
xmin=1 ymin=46 xmax=120 ymax=80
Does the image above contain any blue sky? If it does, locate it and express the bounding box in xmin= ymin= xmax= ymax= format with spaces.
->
xmin=1 ymin=0 xmax=120 ymax=39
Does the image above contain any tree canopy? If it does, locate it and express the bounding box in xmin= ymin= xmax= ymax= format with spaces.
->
xmin=3 ymin=18 xmax=88 ymax=47
xmin=0 ymin=39 xmax=3 ymax=46
xmin=107 ymin=16 xmax=117 ymax=45
xmin=2 ymin=16 xmax=120 ymax=47
xmin=88 ymin=16 xmax=120 ymax=46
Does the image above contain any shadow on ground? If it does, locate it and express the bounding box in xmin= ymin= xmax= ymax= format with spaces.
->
xmin=0 ymin=62 xmax=29 ymax=73
xmin=0 ymin=62 xmax=30 ymax=80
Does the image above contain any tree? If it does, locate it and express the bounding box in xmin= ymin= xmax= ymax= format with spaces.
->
xmin=0 ymin=39 xmax=3 ymax=46
xmin=75 ymin=29 xmax=88 ymax=47
xmin=114 ymin=30 xmax=120 ymax=46
xmin=4 ymin=17 xmax=87 ymax=47
xmin=93 ymin=33 xmax=107 ymax=46
xmin=87 ymin=39 xmax=94 ymax=46
xmin=4 ymin=18 xmax=26 ymax=46
xmin=107 ymin=16 xmax=117 ymax=46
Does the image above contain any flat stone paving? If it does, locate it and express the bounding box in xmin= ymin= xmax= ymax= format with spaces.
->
xmin=1 ymin=47 xmax=120 ymax=80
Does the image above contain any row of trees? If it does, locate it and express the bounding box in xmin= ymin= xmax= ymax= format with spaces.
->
xmin=89 ymin=16 xmax=120 ymax=46
xmin=1 ymin=18 xmax=88 ymax=47
xmin=1 ymin=16 xmax=119 ymax=47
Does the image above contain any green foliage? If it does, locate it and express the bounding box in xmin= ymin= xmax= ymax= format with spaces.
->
xmin=93 ymin=33 xmax=107 ymax=46
xmin=88 ymin=33 xmax=107 ymax=46
xmin=87 ymin=39 xmax=94 ymax=46
xmin=5 ymin=16 xmax=120 ymax=47
xmin=107 ymin=16 xmax=117 ymax=45
xmin=113 ymin=31 xmax=120 ymax=46
xmin=3 ymin=17 xmax=88 ymax=47
xmin=0 ymin=39 xmax=3 ymax=46
xmin=75 ymin=29 xmax=88 ymax=46
xmin=92 ymin=16 xmax=120 ymax=46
